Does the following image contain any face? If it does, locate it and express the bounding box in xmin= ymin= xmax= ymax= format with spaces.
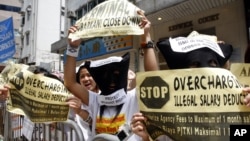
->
xmin=86 ymin=53 xmax=130 ymax=95
xmin=186 ymin=49 xmax=220 ymax=68
xmin=79 ymin=68 xmax=98 ymax=93
xmin=189 ymin=60 xmax=218 ymax=68
xmin=102 ymin=69 xmax=121 ymax=94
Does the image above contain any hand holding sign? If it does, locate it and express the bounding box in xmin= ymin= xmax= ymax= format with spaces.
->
xmin=66 ymin=26 xmax=82 ymax=57
xmin=243 ymin=87 xmax=250 ymax=107
xmin=68 ymin=25 xmax=82 ymax=46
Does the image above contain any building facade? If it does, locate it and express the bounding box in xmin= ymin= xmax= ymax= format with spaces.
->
xmin=19 ymin=0 xmax=65 ymax=72
xmin=51 ymin=0 xmax=250 ymax=72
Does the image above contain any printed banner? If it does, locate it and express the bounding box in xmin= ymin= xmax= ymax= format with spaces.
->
xmin=230 ymin=63 xmax=250 ymax=87
xmin=6 ymin=68 xmax=72 ymax=123
xmin=69 ymin=0 xmax=143 ymax=40
xmin=136 ymin=68 xmax=249 ymax=141
xmin=0 ymin=17 xmax=16 ymax=62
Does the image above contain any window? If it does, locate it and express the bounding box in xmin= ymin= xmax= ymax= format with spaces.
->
xmin=25 ymin=32 xmax=30 ymax=46
xmin=74 ymin=0 xmax=106 ymax=21
xmin=61 ymin=6 xmax=65 ymax=16
xmin=76 ymin=9 xmax=83 ymax=20
xmin=97 ymin=0 xmax=105 ymax=4
xmin=26 ymin=5 xmax=31 ymax=21
xmin=14 ymin=29 xmax=21 ymax=37
xmin=21 ymin=16 xmax=25 ymax=27
xmin=21 ymin=37 xmax=24 ymax=47
xmin=88 ymin=1 xmax=97 ymax=11
xmin=70 ymin=19 xmax=76 ymax=26
xmin=60 ymin=31 xmax=64 ymax=39
xmin=61 ymin=11 xmax=65 ymax=16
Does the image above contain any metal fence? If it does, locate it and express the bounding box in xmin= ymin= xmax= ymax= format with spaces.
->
xmin=0 ymin=102 xmax=84 ymax=141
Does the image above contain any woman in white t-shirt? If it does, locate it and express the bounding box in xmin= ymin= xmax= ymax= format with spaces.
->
xmin=66 ymin=63 xmax=100 ymax=141
xmin=65 ymin=49 xmax=142 ymax=141
xmin=67 ymin=62 xmax=137 ymax=141
xmin=64 ymin=21 xmax=148 ymax=140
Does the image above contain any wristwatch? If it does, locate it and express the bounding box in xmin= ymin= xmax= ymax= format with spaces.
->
xmin=141 ymin=41 xmax=154 ymax=48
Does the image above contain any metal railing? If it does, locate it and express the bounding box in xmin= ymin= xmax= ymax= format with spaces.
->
xmin=1 ymin=102 xmax=84 ymax=141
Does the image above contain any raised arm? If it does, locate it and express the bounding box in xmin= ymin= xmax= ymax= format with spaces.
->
xmin=138 ymin=10 xmax=159 ymax=71
xmin=64 ymin=26 xmax=89 ymax=105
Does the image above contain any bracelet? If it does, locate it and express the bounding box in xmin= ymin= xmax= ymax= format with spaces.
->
xmin=66 ymin=45 xmax=80 ymax=57
xmin=141 ymin=41 xmax=154 ymax=49
xmin=78 ymin=110 xmax=92 ymax=123
xmin=84 ymin=114 xmax=92 ymax=123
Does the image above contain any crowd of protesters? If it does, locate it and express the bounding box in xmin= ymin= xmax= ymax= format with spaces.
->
xmin=1 ymin=4 xmax=250 ymax=141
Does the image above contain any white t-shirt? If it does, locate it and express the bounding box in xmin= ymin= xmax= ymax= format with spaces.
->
xmin=86 ymin=88 xmax=141 ymax=141
xmin=75 ymin=90 xmax=101 ymax=141
xmin=75 ymin=104 xmax=92 ymax=141
xmin=75 ymin=114 xmax=91 ymax=141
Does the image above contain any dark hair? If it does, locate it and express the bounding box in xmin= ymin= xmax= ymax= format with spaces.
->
xmin=76 ymin=61 xmax=91 ymax=84
xmin=76 ymin=65 xmax=86 ymax=84
xmin=32 ymin=66 xmax=62 ymax=82
xmin=245 ymin=43 xmax=250 ymax=63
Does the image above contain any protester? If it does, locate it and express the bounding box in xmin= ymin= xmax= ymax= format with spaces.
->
xmin=76 ymin=63 xmax=100 ymax=93
xmin=64 ymin=44 xmax=141 ymax=141
xmin=129 ymin=11 xmax=250 ymax=141
xmin=130 ymin=10 xmax=159 ymax=141
xmin=68 ymin=61 xmax=137 ymax=141
xmin=64 ymin=22 xmax=147 ymax=141
xmin=66 ymin=63 xmax=100 ymax=141
xmin=64 ymin=9 xmax=153 ymax=141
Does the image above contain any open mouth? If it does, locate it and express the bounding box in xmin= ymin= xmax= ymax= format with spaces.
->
xmin=84 ymin=83 xmax=91 ymax=88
